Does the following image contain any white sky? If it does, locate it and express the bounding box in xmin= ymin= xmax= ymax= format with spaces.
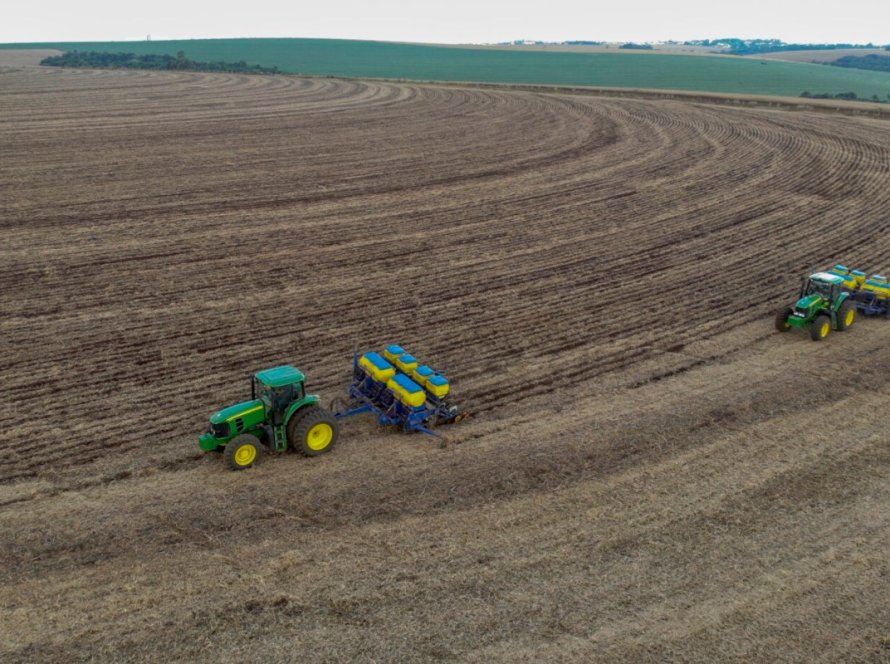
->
xmin=3 ymin=0 xmax=889 ymax=45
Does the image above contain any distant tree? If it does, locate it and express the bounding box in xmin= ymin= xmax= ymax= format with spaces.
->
xmin=172 ymin=50 xmax=189 ymax=70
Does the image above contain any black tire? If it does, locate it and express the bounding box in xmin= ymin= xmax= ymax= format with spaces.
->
xmin=836 ymin=299 xmax=856 ymax=331
xmin=810 ymin=314 xmax=831 ymax=341
xmin=775 ymin=306 xmax=793 ymax=332
xmin=224 ymin=434 xmax=263 ymax=470
xmin=287 ymin=406 xmax=340 ymax=457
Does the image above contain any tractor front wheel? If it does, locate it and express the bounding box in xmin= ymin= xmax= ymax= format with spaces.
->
xmin=774 ymin=306 xmax=793 ymax=332
xmin=288 ymin=407 xmax=340 ymax=457
xmin=810 ymin=315 xmax=831 ymax=341
xmin=837 ymin=300 xmax=856 ymax=331
xmin=225 ymin=434 xmax=263 ymax=470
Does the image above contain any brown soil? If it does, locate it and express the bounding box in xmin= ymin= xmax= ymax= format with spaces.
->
xmin=1 ymin=67 xmax=889 ymax=663
xmin=752 ymin=48 xmax=890 ymax=63
xmin=420 ymin=43 xmax=726 ymax=56
xmin=0 ymin=49 xmax=62 ymax=67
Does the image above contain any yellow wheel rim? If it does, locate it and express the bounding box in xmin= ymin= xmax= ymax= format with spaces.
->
xmin=307 ymin=423 xmax=333 ymax=451
xmin=234 ymin=444 xmax=257 ymax=466
xmin=845 ymin=309 xmax=855 ymax=326
xmin=820 ymin=322 xmax=830 ymax=337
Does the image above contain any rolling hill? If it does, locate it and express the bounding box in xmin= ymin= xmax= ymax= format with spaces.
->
xmin=3 ymin=37 xmax=890 ymax=98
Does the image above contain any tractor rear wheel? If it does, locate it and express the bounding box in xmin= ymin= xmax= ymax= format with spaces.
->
xmin=225 ymin=434 xmax=263 ymax=470
xmin=288 ymin=406 xmax=340 ymax=457
xmin=837 ymin=300 xmax=856 ymax=331
xmin=810 ymin=315 xmax=831 ymax=341
xmin=774 ymin=306 xmax=793 ymax=332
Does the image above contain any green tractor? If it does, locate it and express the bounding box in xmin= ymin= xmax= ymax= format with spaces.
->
xmin=775 ymin=272 xmax=857 ymax=341
xmin=199 ymin=365 xmax=339 ymax=470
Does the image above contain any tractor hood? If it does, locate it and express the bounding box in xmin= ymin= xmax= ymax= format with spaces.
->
xmin=210 ymin=399 xmax=265 ymax=424
xmin=794 ymin=293 xmax=823 ymax=312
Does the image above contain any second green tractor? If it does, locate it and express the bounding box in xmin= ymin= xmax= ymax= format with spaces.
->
xmin=775 ymin=272 xmax=856 ymax=341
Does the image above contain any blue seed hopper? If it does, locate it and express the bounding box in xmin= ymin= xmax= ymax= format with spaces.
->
xmin=333 ymin=345 xmax=463 ymax=443
xmin=828 ymin=264 xmax=890 ymax=317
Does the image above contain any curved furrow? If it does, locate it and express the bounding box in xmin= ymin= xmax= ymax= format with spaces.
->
xmin=2 ymin=70 xmax=890 ymax=477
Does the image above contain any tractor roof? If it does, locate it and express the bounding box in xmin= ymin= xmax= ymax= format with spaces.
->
xmin=811 ymin=272 xmax=844 ymax=284
xmin=255 ymin=365 xmax=305 ymax=387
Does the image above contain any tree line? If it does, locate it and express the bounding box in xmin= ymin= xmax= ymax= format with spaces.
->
xmin=800 ymin=90 xmax=889 ymax=103
xmin=683 ymin=38 xmax=887 ymax=55
xmin=40 ymin=51 xmax=279 ymax=75
xmin=829 ymin=54 xmax=890 ymax=73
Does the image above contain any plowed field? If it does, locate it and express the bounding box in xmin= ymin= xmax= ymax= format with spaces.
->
xmin=2 ymin=63 xmax=889 ymax=662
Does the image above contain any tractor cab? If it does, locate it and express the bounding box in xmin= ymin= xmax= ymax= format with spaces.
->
xmin=799 ymin=272 xmax=843 ymax=304
xmin=253 ymin=366 xmax=306 ymax=424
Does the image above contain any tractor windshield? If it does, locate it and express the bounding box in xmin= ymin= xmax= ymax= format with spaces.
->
xmin=259 ymin=381 xmax=301 ymax=415
xmin=254 ymin=380 xmax=277 ymax=404
xmin=805 ymin=279 xmax=832 ymax=300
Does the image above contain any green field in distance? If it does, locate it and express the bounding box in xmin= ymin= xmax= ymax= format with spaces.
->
xmin=5 ymin=38 xmax=890 ymax=99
